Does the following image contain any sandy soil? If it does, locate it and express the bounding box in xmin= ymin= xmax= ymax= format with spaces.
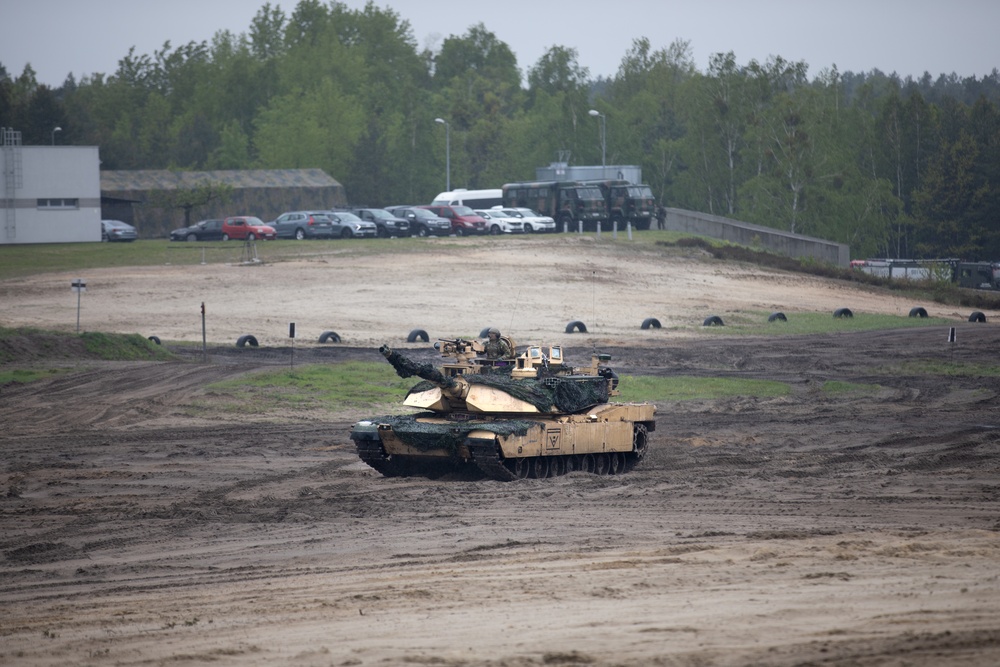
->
xmin=2 ymin=236 xmax=1000 ymax=666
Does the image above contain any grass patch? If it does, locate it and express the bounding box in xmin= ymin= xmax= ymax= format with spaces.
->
xmin=203 ymin=361 xmax=417 ymax=414
xmin=0 ymin=367 xmax=66 ymax=385
xmin=0 ymin=326 xmax=173 ymax=364
xmin=202 ymin=365 xmax=793 ymax=416
xmin=618 ymin=375 xmax=791 ymax=402
xmin=80 ymin=332 xmax=175 ymax=361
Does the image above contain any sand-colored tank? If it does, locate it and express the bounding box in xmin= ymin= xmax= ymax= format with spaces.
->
xmin=350 ymin=338 xmax=656 ymax=480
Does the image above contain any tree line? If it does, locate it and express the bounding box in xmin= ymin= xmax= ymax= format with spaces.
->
xmin=2 ymin=0 xmax=999 ymax=260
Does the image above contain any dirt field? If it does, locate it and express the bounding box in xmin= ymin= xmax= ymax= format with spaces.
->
xmin=2 ymin=236 xmax=1000 ymax=666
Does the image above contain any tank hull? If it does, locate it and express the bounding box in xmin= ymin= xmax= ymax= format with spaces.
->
xmin=351 ymin=402 xmax=655 ymax=481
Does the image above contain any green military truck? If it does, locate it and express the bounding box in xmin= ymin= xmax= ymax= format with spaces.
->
xmin=583 ymin=180 xmax=657 ymax=231
xmin=501 ymin=181 xmax=606 ymax=232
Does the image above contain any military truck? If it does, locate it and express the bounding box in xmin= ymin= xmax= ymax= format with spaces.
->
xmin=501 ymin=181 xmax=606 ymax=232
xmin=350 ymin=338 xmax=656 ymax=480
xmin=583 ymin=180 xmax=657 ymax=231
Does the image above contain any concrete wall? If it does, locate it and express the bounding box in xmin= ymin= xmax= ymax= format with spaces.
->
xmin=665 ymin=208 xmax=850 ymax=267
xmin=1 ymin=146 xmax=102 ymax=244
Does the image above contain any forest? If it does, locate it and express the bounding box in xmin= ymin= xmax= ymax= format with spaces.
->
xmin=2 ymin=0 xmax=999 ymax=260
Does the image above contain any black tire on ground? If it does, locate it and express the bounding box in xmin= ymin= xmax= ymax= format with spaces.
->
xmin=406 ymin=329 xmax=429 ymax=343
xmin=147 ymin=335 xmax=161 ymax=345
xmin=318 ymin=330 xmax=341 ymax=343
xmin=703 ymin=315 xmax=724 ymax=326
xmin=908 ymin=307 xmax=928 ymax=318
xmin=236 ymin=334 xmax=259 ymax=348
xmin=565 ymin=320 xmax=588 ymax=333
xmin=768 ymin=311 xmax=787 ymax=322
xmin=833 ymin=308 xmax=854 ymax=319
xmin=549 ymin=457 xmax=566 ymax=477
xmin=641 ymin=317 xmax=662 ymax=330
xmin=969 ymin=311 xmax=987 ymax=323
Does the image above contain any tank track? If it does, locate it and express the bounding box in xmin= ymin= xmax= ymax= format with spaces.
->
xmin=465 ymin=437 xmax=517 ymax=481
xmin=353 ymin=437 xmax=410 ymax=477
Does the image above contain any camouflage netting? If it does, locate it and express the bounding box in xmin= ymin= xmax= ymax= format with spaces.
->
xmin=405 ymin=374 xmax=608 ymax=413
xmin=368 ymin=413 xmax=544 ymax=455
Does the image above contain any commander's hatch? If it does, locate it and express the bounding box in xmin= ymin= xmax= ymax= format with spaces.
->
xmin=512 ymin=345 xmax=564 ymax=379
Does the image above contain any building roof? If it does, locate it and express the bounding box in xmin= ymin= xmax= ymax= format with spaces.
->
xmin=100 ymin=169 xmax=342 ymax=192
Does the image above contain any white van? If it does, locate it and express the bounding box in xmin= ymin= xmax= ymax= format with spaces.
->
xmin=431 ymin=188 xmax=503 ymax=209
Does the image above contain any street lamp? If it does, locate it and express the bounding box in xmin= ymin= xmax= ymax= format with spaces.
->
xmin=588 ymin=109 xmax=605 ymax=170
xmin=434 ymin=117 xmax=450 ymax=192
xmin=51 ymin=126 xmax=62 ymax=145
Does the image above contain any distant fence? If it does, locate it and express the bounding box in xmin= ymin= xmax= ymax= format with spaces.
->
xmin=664 ymin=208 xmax=850 ymax=268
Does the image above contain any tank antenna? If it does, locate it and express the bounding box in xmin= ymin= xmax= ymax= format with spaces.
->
xmin=508 ymin=288 xmax=521 ymax=334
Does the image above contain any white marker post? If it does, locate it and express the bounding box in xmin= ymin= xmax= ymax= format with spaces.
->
xmin=71 ymin=278 xmax=87 ymax=332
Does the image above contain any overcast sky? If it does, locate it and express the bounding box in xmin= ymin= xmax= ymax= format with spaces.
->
xmin=2 ymin=0 xmax=997 ymax=88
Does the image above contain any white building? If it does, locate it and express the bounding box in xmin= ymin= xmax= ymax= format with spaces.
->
xmin=2 ymin=128 xmax=102 ymax=244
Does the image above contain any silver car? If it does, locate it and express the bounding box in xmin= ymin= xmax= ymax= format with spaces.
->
xmin=326 ymin=211 xmax=378 ymax=238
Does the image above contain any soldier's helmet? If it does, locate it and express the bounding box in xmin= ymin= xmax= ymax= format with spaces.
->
xmin=487 ymin=327 xmax=501 ymax=338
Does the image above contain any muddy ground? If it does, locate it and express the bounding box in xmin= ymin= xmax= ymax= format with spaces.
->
xmin=2 ymin=238 xmax=1000 ymax=666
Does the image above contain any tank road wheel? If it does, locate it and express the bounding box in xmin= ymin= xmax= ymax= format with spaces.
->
xmin=564 ymin=456 xmax=577 ymax=473
xmin=579 ymin=454 xmax=596 ymax=473
xmin=608 ymin=452 xmax=625 ymax=475
xmin=594 ymin=453 xmax=610 ymax=475
xmin=505 ymin=457 xmax=531 ymax=479
xmin=549 ymin=457 xmax=566 ymax=477
xmin=531 ymin=457 xmax=550 ymax=479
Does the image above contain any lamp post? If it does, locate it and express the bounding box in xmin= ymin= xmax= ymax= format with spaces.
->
xmin=51 ymin=126 xmax=62 ymax=145
xmin=434 ymin=117 xmax=450 ymax=192
xmin=588 ymin=109 xmax=605 ymax=171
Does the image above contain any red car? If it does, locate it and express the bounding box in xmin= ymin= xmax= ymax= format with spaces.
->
xmin=221 ymin=216 xmax=277 ymax=241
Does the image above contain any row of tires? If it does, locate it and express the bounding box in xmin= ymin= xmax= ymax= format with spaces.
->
xmin=145 ymin=308 xmax=989 ymax=348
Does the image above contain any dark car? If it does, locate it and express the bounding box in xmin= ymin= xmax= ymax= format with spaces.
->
xmin=169 ymin=218 xmax=224 ymax=242
xmin=101 ymin=219 xmax=138 ymax=242
xmin=325 ymin=211 xmax=378 ymax=238
xmin=269 ymin=211 xmax=336 ymax=240
xmin=419 ymin=205 xmax=488 ymax=235
xmin=351 ymin=207 xmax=410 ymax=238
xmin=385 ymin=206 xmax=452 ymax=237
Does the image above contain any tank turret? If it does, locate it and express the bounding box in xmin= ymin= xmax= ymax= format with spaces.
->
xmin=351 ymin=337 xmax=656 ymax=481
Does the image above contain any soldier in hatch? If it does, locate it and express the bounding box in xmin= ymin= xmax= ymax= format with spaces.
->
xmin=483 ymin=327 xmax=514 ymax=360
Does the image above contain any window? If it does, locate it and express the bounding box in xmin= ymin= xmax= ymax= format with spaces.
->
xmin=37 ymin=198 xmax=79 ymax=209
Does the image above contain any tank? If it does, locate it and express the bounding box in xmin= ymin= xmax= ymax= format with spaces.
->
xmin=350 ymin=337 xmax=656 ymax=480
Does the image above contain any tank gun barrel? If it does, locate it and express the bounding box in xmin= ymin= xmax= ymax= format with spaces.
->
xmin=379 ymin=344 xmax=458 ymax=390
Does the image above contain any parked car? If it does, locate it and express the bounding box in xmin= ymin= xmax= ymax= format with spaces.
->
xmin=419 ymin=204 xmax=488 ymax=235
xmin=326 ymin=210 xmax=378 ymax=238
xmin=475 ymin=209 xmax=524 ymax=235
xmin=385 ymin=206 xmax=452 ymax=237
xmin=101 ymin=219 xmax=138 ymax=242
xmin=498 ymin=207 xmax=556 ymax=233
xmin=221 ymin=216 xmax=277 ymax=241
xmin=269 ymin=211 xmax=335 ymax=240
xmin=169 ymin=218 xmax=224 ymax=242
xmin=351 ymin=207 xmax=410 ymax=238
